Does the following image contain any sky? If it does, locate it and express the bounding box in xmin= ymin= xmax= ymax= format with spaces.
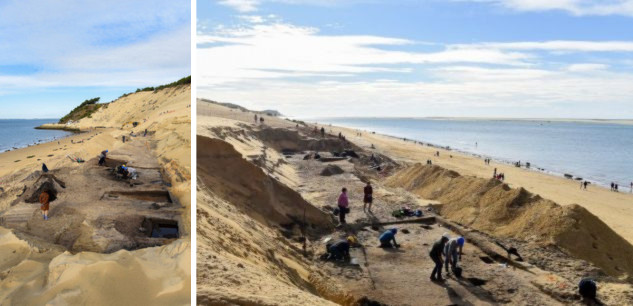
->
xmin=198 ymin=0 xmax=633 ymax=119
xmin=0 ymin=0 xmax=190 ymax=119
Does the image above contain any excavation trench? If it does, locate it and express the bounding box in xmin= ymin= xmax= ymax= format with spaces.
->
xmin=103 ymin=190 xmax=175 ymax=204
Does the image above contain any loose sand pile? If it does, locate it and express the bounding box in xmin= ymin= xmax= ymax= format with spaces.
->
xmin=0 ymin=85 xmax=191 ymax=304
xmin=320 ymin=165 xmax=345 ymax=176
xmin=386 ymin=163 xmax=633 ymax=280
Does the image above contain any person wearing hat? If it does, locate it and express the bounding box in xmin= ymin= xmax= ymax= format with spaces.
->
xmin=429 ymin=235 xmax=449 ymax=281
xmin=326 ymin=237 xmax=352 ymax=261
xmin=379 ymin=228 xmax=400 ymax=248
xmin=444 ymin=236 xmax=465 ymax=274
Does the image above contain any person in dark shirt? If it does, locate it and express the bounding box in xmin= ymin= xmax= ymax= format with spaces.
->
xmin=363 ymin=181 xmax=373 ymax=212
xmin=429 ymin=235 xmax=449 ymax=281
xmin=326 ymin=238 xmax=351 ymax=261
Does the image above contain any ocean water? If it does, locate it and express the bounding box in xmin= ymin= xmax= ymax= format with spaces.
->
xmin=312 ymin=118 xmax=633 ymax=188
xmin=0 ymin=119 xmax=72 ymax=152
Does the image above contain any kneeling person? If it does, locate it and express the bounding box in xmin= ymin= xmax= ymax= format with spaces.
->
xmin=379 ymin=228 xmax=399 ymax=248
xmin=326 ymin=238 xmax=352 ymax=261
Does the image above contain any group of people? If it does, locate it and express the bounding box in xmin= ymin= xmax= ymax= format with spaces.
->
xmin=493 ymin=168 xmax=505 ymax=181
xmin=429 ymin=234 xmax=465 ymax=282
xmin=253 ymin=114 xmax=264 ymax=124
xmin=484 ymin=158 xmax=491 ymax=165
xmin=610 ymin=182 xmax=620 ymax=192
xmin=326 ymin=229 xmax=467 ymax=283
xmin=336 ymin=182 xmax=374 ymax=224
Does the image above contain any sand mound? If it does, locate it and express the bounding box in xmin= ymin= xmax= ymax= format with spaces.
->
xmin=387 ymin=163 xmax=633 ymax=280
xmin=254 ymin=127 xmax=359 ymax=154
xmin=197 ymin=135 xmax=332 ymax=230
xmin=320 ymin=165 xmax=345 ymax=176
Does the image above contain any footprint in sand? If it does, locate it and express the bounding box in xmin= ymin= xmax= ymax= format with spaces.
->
xmin=47 ymin=154 xmax=54 ymax=157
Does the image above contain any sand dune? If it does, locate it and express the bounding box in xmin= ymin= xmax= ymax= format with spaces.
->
xmin=0 ymin=85 xmax=190 ymax=304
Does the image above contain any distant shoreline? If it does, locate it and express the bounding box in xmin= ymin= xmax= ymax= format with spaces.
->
xmin=297 ymin=116 xmax=633 ymax=126
xmin=34 ymin=123 xmax=81 ymax=132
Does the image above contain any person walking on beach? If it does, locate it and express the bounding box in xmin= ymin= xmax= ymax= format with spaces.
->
xmin=430 ymin=235 xmax=449 ymax=282
xmin=493 ymin=168 xmax=497 ymax=179
xmin=630 ymin=182 xmax=633 ymax=193
xmin=39 ymin=191 xmax=50 ymax=221
xmin=615 ymin=183 xmax=619 ymax=192
xmin=338 ymin=188 xmax=349 ymax=224
xmin=363 ymin=182 xmax=373 ymax=212
xmin=611 ymin=182 xmax=615 ymax=191
xmin=321 ymin=127 xmax=325 ymax=138
xmin=254 ymin=114 xmax=258 ymax=123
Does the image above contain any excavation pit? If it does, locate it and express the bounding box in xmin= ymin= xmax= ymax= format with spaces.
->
xmin=104 ymin=190 xmax=174 ymax=203
xmin=142 ymin=218 xmax=180 ymax=239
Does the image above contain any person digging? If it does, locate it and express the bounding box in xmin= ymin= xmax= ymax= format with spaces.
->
xmin=39 ymin=191 xmax=50 ymax=221
xmin=429 ymin=235 xmax=449 ymax=282
xmin=379 ymin=228 xmax=400 ymax=248
xmin=326 ymin=237 xmax=352 ymax=262
xmin=444 ymin=236 xmax=465 ymax=276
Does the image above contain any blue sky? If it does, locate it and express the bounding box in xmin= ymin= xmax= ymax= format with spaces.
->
xmin=198 ymin=0 xmax=633 ymax=118
xmin=0 ymin=0 xmax=190 ymax=119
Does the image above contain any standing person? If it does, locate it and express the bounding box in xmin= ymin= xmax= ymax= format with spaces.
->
xmin=444 ymin=237 xmax=465 ymax=275
xmin=320 ymin=127 xmax=325 ymax=138
xmin=39 ymin=191 xmax=50 ymax=221
xmin=338 ymin=188 xmax=349 ymax=224
xmin=615 ymin=184 xmax=619 ymax=192
xmin=430 ymin=235 xmax=449 ymax=282
xmin=630 ymin=182 xmax=633 ymax=193
xmin=363 ymin=182 xmax=373 ymax=212
xmin=98 ymin=149 xmax=108 ymax=166
xmin=611 ymin=182 xmax=615 ymax=191
xmin=584 ymin=181 xmax=589 ymax=190
xmin=254 ymin=114 xmax=258 ymax=123
xmin=493 ymin=168 xmax=497 ymax=179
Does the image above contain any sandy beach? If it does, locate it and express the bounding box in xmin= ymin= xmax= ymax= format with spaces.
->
xmin=197 ymin=100 xmax=633 ymax=305
xmin=0 ymin=85 xmax=191 ymax=304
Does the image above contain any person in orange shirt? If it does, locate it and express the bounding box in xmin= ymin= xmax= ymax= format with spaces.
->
xmin=39 ymin=191 xmax=50 ymax=221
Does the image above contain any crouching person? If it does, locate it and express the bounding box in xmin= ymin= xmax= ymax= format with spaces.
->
xmin=379 ymin=228 xmax=400 ymax=248
xmin=326 ymin=238 xmax=352 ymax=262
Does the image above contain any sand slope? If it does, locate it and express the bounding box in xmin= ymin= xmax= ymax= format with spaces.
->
xmin=0 ymin=85 xmax=191 ymax=304
xmin=387 ymin=164 xmax=633 ymax=280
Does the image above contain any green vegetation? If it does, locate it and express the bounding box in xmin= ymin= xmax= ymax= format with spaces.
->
xmin=134 ymin=75 xmax=191 ymax=93
xmin=58 ymin=97 xmax=103 ymax=124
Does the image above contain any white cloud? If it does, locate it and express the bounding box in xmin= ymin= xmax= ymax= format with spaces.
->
xmin=218 ymin=0 xmax=260 ymax=12
xmin=461 ymin=0 xmax=633 ymax=16
xmin=466 ymin=41 xmax=633 ymax=52
xmin=198 ymin=18 xmax=633 ymax=118
xmin=566 ymin=63 xmax=608 ymax=71
xmin=0 ymin=0 xmax=190 ymax=92
xmin=198 ymin=22 xmax=532 ymax=86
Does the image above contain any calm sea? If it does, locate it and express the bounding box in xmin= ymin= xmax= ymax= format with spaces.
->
xmin=0 ymin=119 xmax=72 ymax=152
xmin=312 ymin=118 xmax=633 ymax=188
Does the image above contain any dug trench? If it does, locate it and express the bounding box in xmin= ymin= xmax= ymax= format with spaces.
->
xmin=196 ymin=124 xmax=633 ymax=305
xmin=0 ymin=144 xmax=183 ymax=254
